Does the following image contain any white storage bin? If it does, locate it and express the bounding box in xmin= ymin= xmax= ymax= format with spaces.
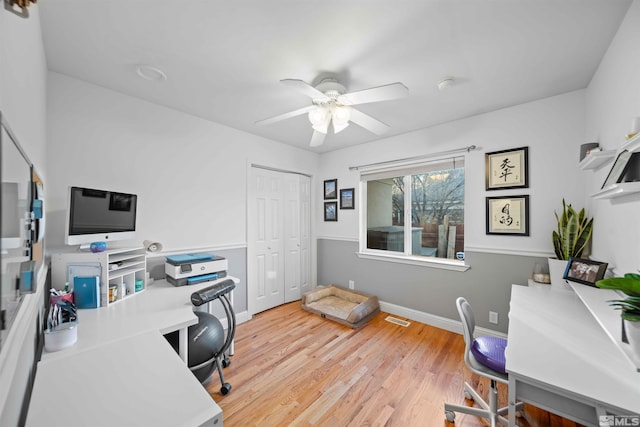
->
xmin=44 ymin=322 xmax=78 ymax=352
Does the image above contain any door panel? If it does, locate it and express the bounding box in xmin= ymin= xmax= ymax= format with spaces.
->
xmin=299 ymin=175 xmax=311 ymax=295
xmin=251 ymin=169 xmax=285 ymax=313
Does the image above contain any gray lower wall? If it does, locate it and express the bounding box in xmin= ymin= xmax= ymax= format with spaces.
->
xmin=147 ymin=246 xmax=247 ymax=314
xmin=318 ymin=238 xmax=547 ymax=334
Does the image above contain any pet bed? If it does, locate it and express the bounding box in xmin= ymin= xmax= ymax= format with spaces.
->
xmin=301 ymin=285 xmax=380 ymax=328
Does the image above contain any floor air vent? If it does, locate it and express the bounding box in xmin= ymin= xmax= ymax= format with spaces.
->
xmin=385 ymin=316 xmax=411 ymax=327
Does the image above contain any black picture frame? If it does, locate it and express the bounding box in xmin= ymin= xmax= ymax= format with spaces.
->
xmin=563 ymin=257 xmax=608 ymax=287
xmin=340 ymin=188 xmax=354 ymax=209
xmin=486 ymin=195 xmax=529 ymax=236
xmin=601 ymin=150 xmax=631 ymax=189
xmin=324 ymin=179 xmax=337 ymax=200
xmin=485 ymin=146 xmax=529 ymax=190
xmin=324 ymin=201 xmax=338 ymax=221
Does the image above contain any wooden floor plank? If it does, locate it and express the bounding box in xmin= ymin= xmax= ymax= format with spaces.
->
xmin=206 ymin=302 xmax=584 ymax=427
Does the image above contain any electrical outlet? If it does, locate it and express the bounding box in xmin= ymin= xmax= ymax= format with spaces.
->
xmin=348 ymin=280 xmax=355 ymax=289
xmin=489 ymin=311 xmax=498 ymax=324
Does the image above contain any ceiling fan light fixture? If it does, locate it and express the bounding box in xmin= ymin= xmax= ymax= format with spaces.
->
xmin=332 ymin=120 xmax=349 ymax=134
xmin=332 ymin=105 xmax=351 ymax=123
xmin=331 ymin=106 xmax=351 ymax=134
xmin=308 ymin=107 xmax=328 ymax=126
xmin=312 ymin=122 xmax=329 ymax=134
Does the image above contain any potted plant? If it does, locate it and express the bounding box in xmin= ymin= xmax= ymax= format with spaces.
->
xmin=596 ymin=273 xmax=640 ymax=354
xmin=548 ymin=199 xmax=593 ymax=286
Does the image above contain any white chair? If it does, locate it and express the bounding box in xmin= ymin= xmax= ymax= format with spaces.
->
xmin=444 ymin=297 xmax=523 ymax=426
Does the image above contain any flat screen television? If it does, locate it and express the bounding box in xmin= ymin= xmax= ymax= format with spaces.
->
xmin=65 ymin=186 xmax=137 ymax=247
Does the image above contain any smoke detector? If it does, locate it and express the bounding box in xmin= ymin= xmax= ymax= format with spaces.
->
xmin=437 ymin=77 xmax=455 ymax=91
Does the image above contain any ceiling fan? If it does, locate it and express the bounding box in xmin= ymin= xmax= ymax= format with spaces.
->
xmin=256 ymin=77 xmax=409 ymax=147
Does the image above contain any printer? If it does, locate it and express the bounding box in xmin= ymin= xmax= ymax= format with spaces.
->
xmin=165 ymin=253 xmax=228 ymax=287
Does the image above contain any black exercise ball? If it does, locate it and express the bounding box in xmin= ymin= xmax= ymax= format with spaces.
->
xmin=165 ymin=311 xmax=225 ymax=383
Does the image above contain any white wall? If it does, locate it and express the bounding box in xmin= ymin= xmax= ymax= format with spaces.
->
xmin=0 ymin=4 xmax=48 ymax=427
xmin=46 ymin=73 xmax=320 ymax=252
xmin=318 ymin=90 xmax=587 ymax=257
xmin=586 ymin=0 xmax=640 ymax=275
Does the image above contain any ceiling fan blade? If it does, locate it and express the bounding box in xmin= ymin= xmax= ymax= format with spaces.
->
xmin=349 ymin=108 xmax=390 ymax=135
xmin=337 ymin=82 xmax=409 ymax=106
xmin=281 ymin=79 xmax=330 ymax=102
xmin=255 ymin=105 xmax=316 ymax=126
xmin=309 ymin=130 xmax=327 ymax=147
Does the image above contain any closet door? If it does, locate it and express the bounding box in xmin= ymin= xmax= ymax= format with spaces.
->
xmin=249 ymin=167 xmax=311 ymax=314
xmin=250 ymin=168 xmax=285 ymax=314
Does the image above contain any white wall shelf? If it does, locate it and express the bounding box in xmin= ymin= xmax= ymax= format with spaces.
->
xmin=578 ymin=150 xmax=615 ymax=170
xmin=591 ymin=132 xmax=640 ymax=199
xmin=620 ymin=132 xmax=640 ymax=153
xmin=592 ymin=181 xmax=640 ymax=199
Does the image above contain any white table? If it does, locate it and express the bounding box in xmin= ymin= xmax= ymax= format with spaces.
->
xmin=42 ymin=277 xmax=238 ymax=363
xmin=26 ymin=332 xmax=223 ymax=427
xmin=506 ymin=284 xmax=640 ymax=426
xmin=27 ymin=276 xmax=238 ymax=427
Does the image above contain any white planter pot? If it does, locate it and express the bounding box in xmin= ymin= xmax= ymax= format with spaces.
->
xmin=548 ymin=258 xmax=568 ymax=288
xmin=625 ymin=320 xmax=640 ymax=355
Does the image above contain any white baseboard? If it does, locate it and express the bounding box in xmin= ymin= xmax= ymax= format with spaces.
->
xmin=379 ymin=300 xmax=506 ymax=338
xmin=220 ymin=310 xmax=251 ymax=329
xmin=235 ymin=310 xmax=251 ymax=325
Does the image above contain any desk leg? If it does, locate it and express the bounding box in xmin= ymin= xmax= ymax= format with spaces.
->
xmin=508 ymin=376 xmax=517 ymax=427
xmin=179 ymin=327 xmax=188 ymax=364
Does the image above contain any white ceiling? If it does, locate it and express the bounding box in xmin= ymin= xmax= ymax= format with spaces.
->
xmin=38 ymin=0 xmax=631 ymax=153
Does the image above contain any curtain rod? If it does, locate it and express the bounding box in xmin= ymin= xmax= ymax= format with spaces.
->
xmin=348 ymin=145 xmax=477 ymax=171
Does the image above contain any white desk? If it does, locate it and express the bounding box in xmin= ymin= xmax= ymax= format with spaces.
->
xmin=42 ymin=277 xmax=238 ymax=363
xmin=27 ymin=276 xmax=238 ymax=427
xmin=506 ymin=284 xmax=640 ymax=427
xmin=26 ymin=332 xmax=223 ymax=427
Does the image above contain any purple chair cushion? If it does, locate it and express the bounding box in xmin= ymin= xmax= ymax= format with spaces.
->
xmin=471 ymin=336 xmax=507 ymax=374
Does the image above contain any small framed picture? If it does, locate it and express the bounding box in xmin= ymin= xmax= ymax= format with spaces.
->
xmin=324 ymin=179 xmax=337 ymax=200
xmin=324 ymin=201 xmax=338 ymax=221
xmin=340 ymin=188 xmax=354 ymax=209
xmin=486 ymin=195 xmax=529 ymax=236
xmin=485 ymin=146 xmax=529 ymax=190
xmin=601 ymin=150 xmax=631 ymax=189
xmin=563 ymin=257 xmax=608 ymax=287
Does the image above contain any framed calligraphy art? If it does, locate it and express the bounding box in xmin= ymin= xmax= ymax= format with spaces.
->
xmin=485 ymin=146 xmax=529 ymax=190
xmin=486 ymin=195 xmax=529 ymax=236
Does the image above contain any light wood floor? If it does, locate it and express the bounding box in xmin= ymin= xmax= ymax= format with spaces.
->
xmin=206 ymin=302 xmax=583 ymax=427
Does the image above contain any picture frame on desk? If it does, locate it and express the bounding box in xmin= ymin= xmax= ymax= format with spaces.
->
xmin=563 ymin=257 xmax=608 ymax=287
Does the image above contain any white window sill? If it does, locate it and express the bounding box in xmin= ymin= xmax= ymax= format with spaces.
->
xmin=356 ymin=251 xmax=470 ymax=272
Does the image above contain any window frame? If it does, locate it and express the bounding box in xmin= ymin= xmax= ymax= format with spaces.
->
xmin=357 ymin=156 xmax=469 ymax=272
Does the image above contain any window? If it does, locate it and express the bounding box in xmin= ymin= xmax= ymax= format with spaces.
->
xmin=360 ymin=156 xmax=465 ymax=266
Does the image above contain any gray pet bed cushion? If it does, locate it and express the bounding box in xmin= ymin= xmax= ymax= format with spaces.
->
xmin=301 ymin=285 xmax=380 ymax=328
